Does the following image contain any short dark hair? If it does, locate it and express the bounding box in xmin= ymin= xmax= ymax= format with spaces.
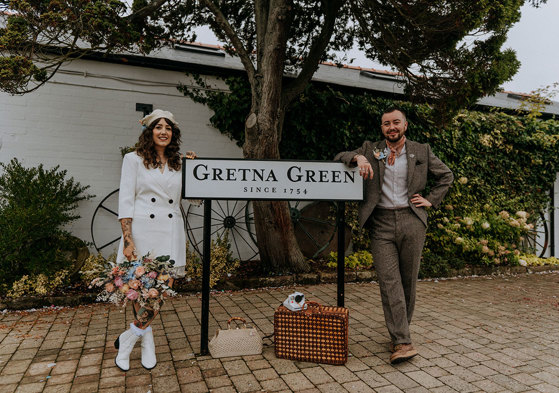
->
xmin=382 ymin=106 xmax=407 ymax=121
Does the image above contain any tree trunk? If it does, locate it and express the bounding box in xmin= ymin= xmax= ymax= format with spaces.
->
xmin=241 ymin=0 xmax=309 ymax=273
xmin=243 ymin=109 xmax=309 ymax=273
xmin=253 ymin=199 xmax=309 ymax=273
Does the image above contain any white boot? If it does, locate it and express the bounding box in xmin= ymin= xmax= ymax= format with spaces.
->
xmin=114 ymin=323 xmax=143 ymax=371
xmin=141 ymin=326 xmax=157 ymax=369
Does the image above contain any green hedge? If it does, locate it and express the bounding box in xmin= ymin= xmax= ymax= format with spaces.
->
xmin=182 ymin=77 xmax=559 ymax=275
xmin=0 ymin=159 xmax=92 ymax=290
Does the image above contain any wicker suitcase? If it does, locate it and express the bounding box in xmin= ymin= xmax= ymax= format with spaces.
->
xmin=274 ymin=301 xmax=349 ymax=365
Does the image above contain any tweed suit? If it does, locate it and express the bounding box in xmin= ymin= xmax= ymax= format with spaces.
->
xmin=336 ymin=139 xmax=453 ymax=344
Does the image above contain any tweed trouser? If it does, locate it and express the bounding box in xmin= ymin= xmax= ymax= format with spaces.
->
xmin=368 ymin=207 xmax=426 ymax=345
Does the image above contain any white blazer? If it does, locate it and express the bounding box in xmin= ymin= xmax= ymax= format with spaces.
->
xmin=116 ymin=152 xmax=186 ymax=267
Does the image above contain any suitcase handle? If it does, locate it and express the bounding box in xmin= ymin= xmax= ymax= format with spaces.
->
xmin=302 ymin=301 xmax=322 ymax=315
xmin=227 ymin=317 xmax=247 ymax=329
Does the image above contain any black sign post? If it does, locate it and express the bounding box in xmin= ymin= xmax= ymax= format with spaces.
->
xmin=200 ymin=199 xmax=212 ymax=354
xmin=336 ymin=201 xmax=345 ymax=308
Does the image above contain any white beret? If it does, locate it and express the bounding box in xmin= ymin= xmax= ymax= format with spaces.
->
xmin=140 ymin=109 xmax=178 ymax=127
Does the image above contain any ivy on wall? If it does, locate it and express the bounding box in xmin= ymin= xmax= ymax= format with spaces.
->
xmin=181 ymin=76 xmax=559 ymax=275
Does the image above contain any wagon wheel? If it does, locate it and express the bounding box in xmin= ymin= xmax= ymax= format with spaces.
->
xmin=521 ymin=211 xmax=550 ymax=258
xmin=90 ymin=189 xmax=121 ymax=254
xmin=185 ymin=200 xmax=351 ymax=262
xmin=185 ymin=200 xmax=259 ymax=262
xmin=289 ymin=201 xmax=351 ymax=259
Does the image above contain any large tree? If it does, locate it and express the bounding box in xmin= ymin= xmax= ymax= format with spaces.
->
xmin=0 ymin=0 xmax=546 ymax=272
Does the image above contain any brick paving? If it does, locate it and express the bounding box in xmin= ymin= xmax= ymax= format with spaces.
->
xmin=1 ymin=271 xmax=558 ymax=393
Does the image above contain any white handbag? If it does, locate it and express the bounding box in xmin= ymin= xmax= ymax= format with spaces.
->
xmin=209 ymin=317 xmax=263 ymax=358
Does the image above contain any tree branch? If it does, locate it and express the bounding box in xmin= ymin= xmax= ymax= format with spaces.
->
xmin=200 ymin=0 xmax=257 ymax=89
xmin=127 ymin=0 xmax=170 ymax=20
xmin=282 ymin=0 xmax=343 ymax=106
xmin=255 ymin=0 xmax=270 ymax=70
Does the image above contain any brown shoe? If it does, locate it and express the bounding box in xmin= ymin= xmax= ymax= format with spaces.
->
xmin=390 ymin=344 xmax=418 ymax=364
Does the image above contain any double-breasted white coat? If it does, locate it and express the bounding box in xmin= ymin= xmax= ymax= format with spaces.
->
xmin=116 ymin=152 xmax=186 ymax=272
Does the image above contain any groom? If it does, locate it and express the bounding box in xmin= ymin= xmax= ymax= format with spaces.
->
xmin=335 ymin=107 xmax=453 ymax=363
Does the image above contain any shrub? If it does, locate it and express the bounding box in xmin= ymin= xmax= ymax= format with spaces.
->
xmin=0 ymin=158 xmax=92 ymax=290
xmin=328 ymin=250 xmax=373 ymax=270
xmin=7 ymin=271 xmax=71 ymax=299
xmin=184 ymin=232 xmax=241 ymax=288
xmin=518 ymin=254 xmax=559 ymax=267
xmin=425 ymin=209 xmax=530 ymax=269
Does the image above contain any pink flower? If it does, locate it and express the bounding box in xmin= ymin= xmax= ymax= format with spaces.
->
xmin=148 ymin=288 xmax=159 ymax=298
xmin=111 ymin=267 xmax=121 ymax=276
xmin=128 ymin=279 xmax=140 ymax=290
xmin=135 ymin=266 xmax=146 ymax=277
xmin=148 ymin=271 xmax=158 ymax=279
xmin=114 ymin=277 xmax=124 ymax=287
xmin=105 ymin=283 xmax=115 ymax=293
xmin=126 ymin=289 xmax=139 ymax=300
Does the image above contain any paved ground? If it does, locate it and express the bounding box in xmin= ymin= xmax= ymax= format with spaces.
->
xmin=1 ymin=271 xmax=559 ymax=393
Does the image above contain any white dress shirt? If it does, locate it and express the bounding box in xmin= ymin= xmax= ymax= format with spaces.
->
xmin=377 ymin=145 xmax=409 ymax=209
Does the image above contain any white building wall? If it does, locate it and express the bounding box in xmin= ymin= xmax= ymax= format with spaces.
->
xmin=0 ymin=59 xmax=242 ymax=255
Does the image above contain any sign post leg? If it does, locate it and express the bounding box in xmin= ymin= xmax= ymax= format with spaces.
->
xmin=200 ymin=199 xmax=212 ymax=355
xmin=337 ymin=201 xmax=345 ymax=307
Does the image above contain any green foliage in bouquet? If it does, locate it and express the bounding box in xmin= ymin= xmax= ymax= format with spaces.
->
xmin=88 ymin=254 xmax=176 ymax=312
xmin=0 ymin=159 xmax=92 ymax=290
xmin=184 ymin=232 xmax=241 ymax=288
xmin=80 ymin=252 xmax=117 ymax=284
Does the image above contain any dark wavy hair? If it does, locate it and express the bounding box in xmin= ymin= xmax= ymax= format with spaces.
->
xmin=136 ymin=117 xmax=182 ymax=171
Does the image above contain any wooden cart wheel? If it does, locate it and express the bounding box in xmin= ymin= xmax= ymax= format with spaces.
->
xmin=90 ymin=189 xmax=121 ymax=254
xmin=521 ymin=211 xmax=550 ymax=258
xmin=185 ymin=200 xmax=259 ymax=262
xmin=290 ymin=201 xmax=351 ymax=259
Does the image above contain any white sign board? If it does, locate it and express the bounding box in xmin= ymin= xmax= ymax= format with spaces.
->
xmin=182 ymin=158 xmax=363 ymax=201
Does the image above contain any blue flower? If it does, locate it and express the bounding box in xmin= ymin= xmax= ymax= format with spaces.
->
xmin=373 ymin=148 xmax=387 ymax=161
xmin=126 ymin=267 xmax=136 ymax=281
xmin=141 ymin=276 xmax=154 ymax=289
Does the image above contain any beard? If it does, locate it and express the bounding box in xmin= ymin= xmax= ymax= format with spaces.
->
xmin=385 ymin=132 xmax=403 ymax=143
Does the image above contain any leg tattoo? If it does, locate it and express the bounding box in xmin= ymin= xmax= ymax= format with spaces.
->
xmin=133 ymin=300 xmax=163 ymax=329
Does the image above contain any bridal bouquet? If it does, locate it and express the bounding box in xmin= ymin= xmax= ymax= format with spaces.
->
xmin=90 ymin=254 xmax=176 ymax=311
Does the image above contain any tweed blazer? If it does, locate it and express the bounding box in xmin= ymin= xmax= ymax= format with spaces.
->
xmin=335 ymin=139 xmax=453 ymax=228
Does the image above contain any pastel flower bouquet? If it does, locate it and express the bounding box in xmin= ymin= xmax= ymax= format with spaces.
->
xmin=90 ymin=254 xmax=176 ymax=312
